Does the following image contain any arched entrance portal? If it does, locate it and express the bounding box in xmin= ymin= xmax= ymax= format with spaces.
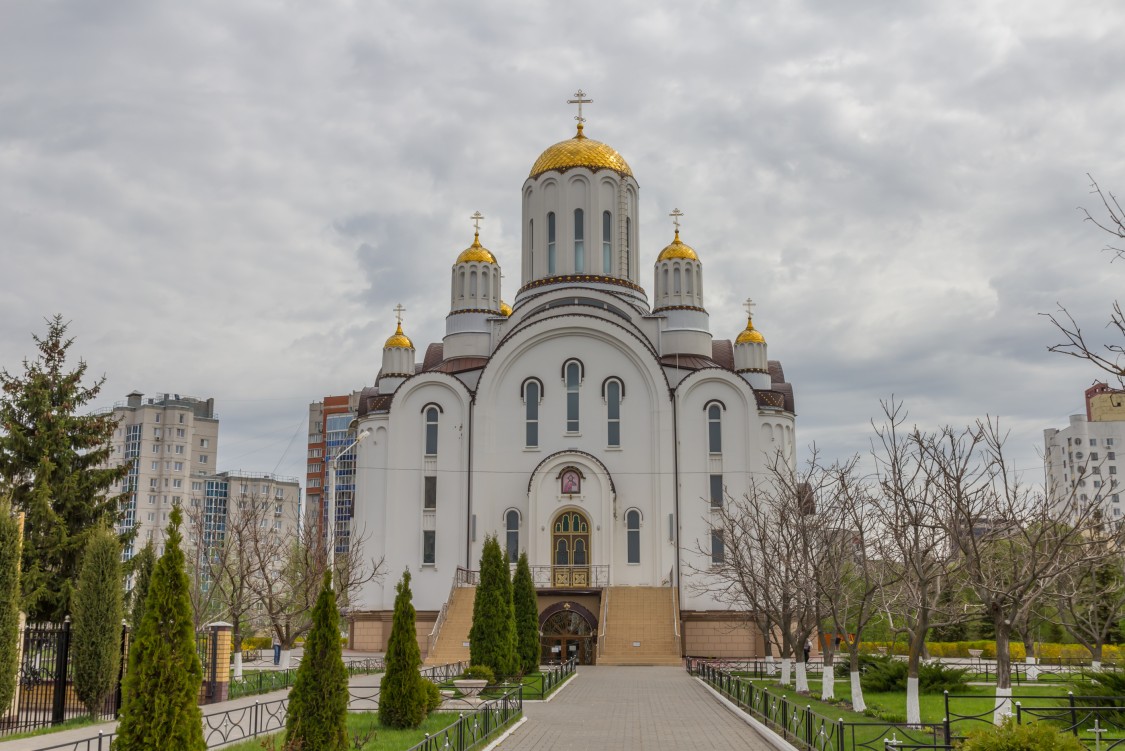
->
xmin=539 ymin=602 xmax=598 ymax=665
xmin=552 ymin=510 xmax=590 ymax=587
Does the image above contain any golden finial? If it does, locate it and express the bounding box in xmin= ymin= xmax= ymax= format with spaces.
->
xmin=669 ymin=208 xmax=684 ymax=242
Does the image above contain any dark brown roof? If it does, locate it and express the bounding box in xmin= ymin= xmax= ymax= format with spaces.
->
xmin=711 ymin=340 xmax=735 ymax=370
xmin=422 ymin=343 xmax=444 ymax=371
xmin=659 ymin=354 xmax=720 ymax=371
xmin=755 ymin=390 xmax=787 ymax=409
xmin=768 ymin=360 xmax=786 ymax=385
xmin=429 ymin=356 xmax=489 ymax=375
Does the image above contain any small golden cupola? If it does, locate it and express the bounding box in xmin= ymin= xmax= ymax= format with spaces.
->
xmin=529 ymin=122 xmax=633 ymax=180
xmin=446 ymin=211 xmax=502 ymax=360
xmin=734 ymin=299 xmax=771 ymax=389
xmin=379 ymin=305 xmax=416 ymax=392
xmin=653 ymin=209 xmax=704 ymax=312
xmin=499 ymin=300 xmax=513 ymax=317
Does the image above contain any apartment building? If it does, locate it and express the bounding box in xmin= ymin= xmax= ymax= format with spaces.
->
xmin=1044 ymin=383 xmax=1125 ymax=521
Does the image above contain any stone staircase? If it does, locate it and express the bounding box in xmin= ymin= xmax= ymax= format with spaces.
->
xmin=424 ymin=586 xmax=476 ymax=665
xmin=597 ymin=586 xmax=682 ymax=665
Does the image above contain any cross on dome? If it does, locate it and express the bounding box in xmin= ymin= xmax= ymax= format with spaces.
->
xmin=470 ymin=211 xmax=484 ymax=234
xmin=567 ymin=89 xmax=592 ymax=124
xmin=669 ymin=208 xmax=684 ymax=233
xmin=743 ymin=298 xmax=756 ymax=318
xmin=394 ymin=303 xmax=406 ymax=325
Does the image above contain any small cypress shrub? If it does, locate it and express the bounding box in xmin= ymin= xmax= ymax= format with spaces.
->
xmin=114 ymin=507 xmax=205 ymax=751
xmin=469 ymin=536 xmax=517 ymax=677
xmin=512 ymin=552 xmax=539 ymax=675
xmin=72 ymin=526 xmax=123 ymax=716
xmin=286 ymin=571 xmax=348 ymax=751
xmin=127 ymin=541 xmax=155 ymax=630
xmin=0 ymin=496 xmax=21 ymax=715
xmin=958 ymin=717 xmax=1085 ymax=750
xmin=379 ymin=569 xmax=427 ymax=729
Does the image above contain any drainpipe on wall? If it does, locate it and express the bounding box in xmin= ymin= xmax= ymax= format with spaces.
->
xmin=466 ymin=398 xmax=475 ymax=570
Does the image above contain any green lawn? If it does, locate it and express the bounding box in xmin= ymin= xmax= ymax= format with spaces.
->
xmin=220 ymin=712 xmax=465 ymax=751
xmin=0 ymin=714 xmax=103 ymax=741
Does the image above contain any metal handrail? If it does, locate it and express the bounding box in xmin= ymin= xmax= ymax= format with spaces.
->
xmin=670 ymin=569 xmax=681 ymax=653
xmin=597 ymin=586 xmax=609 ymax=659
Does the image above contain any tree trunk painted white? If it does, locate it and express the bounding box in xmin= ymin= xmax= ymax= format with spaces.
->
xmin=1025 ymin=655 xmax=1038 ymax=681
xmin=1092 ymin=660 xmax=1103 ymax=671
xmin=906 ymin=676 xmax=921 ymax=727
xmin=992 ymin=685 xmax=1013 ymax=725
xmin=850 ymin=671 xmax=866 ymax=712
xmin=765 ymin=654 xmax=776 ymax=675
xmin=279 ymin=649 xmax=292 ymax=670
xmin=232 ymin=651 xmax=243 ymax=680
xmin=780 ymin=657 xmax=792 ymax=686
xmin=795 ymin=661 xmax=809 ymax=693
xmin=821 ymin=662 xmax=835 ymax=701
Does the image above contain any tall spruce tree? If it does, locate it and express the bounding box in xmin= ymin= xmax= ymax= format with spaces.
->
xmin=379 ymin=569 xmax=427 ymax=729
xmin=469 ymin=536 xmax=517 ymax=677
xmin=0 ymin=316 xmax=127 ymax=621
xmin=0 ymin=491 xmax=22 ymax=715
xmin=72 ymin=526 xmax=123 ymax=716
xmin=114 ymin=507 xmax=205 ymax=751
xmin=127 ymin=541 xmax=155 ymax=630
xmin=512 ymin=552 xmax=539 ymax=675
xmin=286 ymin=572 xmax=349 ymax=750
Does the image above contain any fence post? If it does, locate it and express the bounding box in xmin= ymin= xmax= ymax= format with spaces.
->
xmin=805 ymin=705 xmax=812 ymax=748
xmin=1069 ymin=692 xmax=1078 ymax=736
xmin=51 ymin=617 xmax=72 ymax=724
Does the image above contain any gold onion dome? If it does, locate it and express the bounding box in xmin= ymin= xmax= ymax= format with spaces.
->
xmin=657 ymin=230 xmax=699 ymax=261
xmin=736 ymin=317 xmax=766 ymax=345
xmin=529 ymin=123 xmax=633 ymax=179
xmin=384 ymin=322 xmax=414 ymax=349
xmin=455 ymin=232 xmax=498 ymax=265
xmin=499 ymin=300 xmax=513 ymax=317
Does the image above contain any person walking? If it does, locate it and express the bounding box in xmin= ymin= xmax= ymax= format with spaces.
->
xmin=803 ymin=639 xmax=812 ymax=663
xmin=272 ymin=633 xmax=281 ymax=665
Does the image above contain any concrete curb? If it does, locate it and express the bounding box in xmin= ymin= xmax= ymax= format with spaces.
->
xmin=526 ymin=673 xmax=578 ymax=704
xmin=481 ymin=716 xmax=528 ymax=750
xmin=698 ymin=677 xmax=797 ymax=751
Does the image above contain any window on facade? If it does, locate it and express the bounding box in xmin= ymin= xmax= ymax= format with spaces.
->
xmin=547 ymin=212 xmax=556 ymax=274
xmin=506 ymin=509 xmax=520 ymax=563
xmin=625 ymin=217 xmax=631 ymax=275
xmin=602 ymin=210 xmax=612 ymax=274
xmin=1109 ymin=438 xmax=1116 ymax=446
xmin=470 ymin=271 xmax=478 ymax=296
xmin=709 ymin=474 xmax=724 ymax=508
xmin=606 ymin=379 xmax=621 ymax=447
xmin=711 ymin=529 xmax=725 ymax=565
xmin=528 ymin=219 xmax=534 ymax=278
xmin=1092 ymin=452 xmax=1101 ymax=461
xmin=1112 ymin=466 xmax=1118 ymax=475
xmin=199 ymin=454 xmax=208 ymax=463
xmin=707 ymin=404 xmax=722 ymax=453
xmin=686 ymin=264 xmax=693 ymax=294
xmin=459 ymin=271 xmax=466 ymax=298
xmin=524 ymin=380 xmax=539 ymax=447
xmin=674 ymin=267 xmax=681 ymax=293
xmin=424 ymin=476 xmax=437 ymax=510
xmin=566 ymin=362 xmax=581 ymax=432
xmin=626 ymin=509 xmax=640 ymax=564
xmin=423 ymin=530 xmax=436 ymax=564
xmin=200 ymin=438 xmax=210 ymax=448
xmin=573 ymin=209 xmax=585 ymax=272
xmin=425 ymin=407 xmax=439 ymax=455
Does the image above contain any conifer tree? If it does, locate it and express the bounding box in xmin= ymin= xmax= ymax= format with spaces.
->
xmin=0 ymin=491 xmax=22 ymax=715
xmin=512 ymin=551 xmax=540 ymax=675
xmin=127 ymin=541 xmax=155 ymax=630
xmin=286 ymin=572 xmax=349 ymax=750
xmin=72 ymin=526 xmax=122 ymax=717
xmin=469 ymin=535 xmax=517 ymax=677
xmin=379 ymin=569 xmax=427 ymax=729
xmin=0 ymin=316 xmax=127 ymax=621
xmin=114 ymin=507 xmax=205 ymax=751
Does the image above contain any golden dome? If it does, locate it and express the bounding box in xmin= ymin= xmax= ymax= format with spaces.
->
xmin=529 ymin=124 xmax=633 ymax=180
xmin=384 ymin=322 xmax=414 ymax=349
xmin=735 ymin=317 xmax=766 ymax=345
xmin=456 ymin=232 xmax=498 ymax=265
xmin=657 ymin=231 xmax=699 ymax=261
xmin=499 ymin=300 xmax=513 ymax=317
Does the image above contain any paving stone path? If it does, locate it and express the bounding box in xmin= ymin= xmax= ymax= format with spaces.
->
xmin=495 ymin=665 xmax=775 ymax=750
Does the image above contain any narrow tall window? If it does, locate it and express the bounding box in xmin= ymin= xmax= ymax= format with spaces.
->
xmin=606 ymin=380 xmax=621 ymax=447
xmin=711 ymin=529 xmax=725 ymax=565
xmin=709 ymin=474 xmax=724 ymax=508
xmin=626 ymin=509 xmax=640 ymax=564
xmin=424 ymin=476 xmax=437 ymax=510
xmin=566 ymin=362 xmax=581 ymax=432
xmin=525 ymin=381 xmax=539 ymax=447
xmin=685 ymin=264 xmax=693 ymax=294
xmin=425 ymin=407 xmax=439 ymax=455
xmin=574 ymin=209 xmax=585 ymax=273
xmin=423 ymin=530 xmax=436 ymax=564
xmin=528 ymin=219 xmax=534 ymax=278
xmin=707 ymin=404 xmax=722 ymax=453
xmin=506 ymin=509 xmax=520 ymax=563
xmin=548 ymin=212 xmax=556 ymax=274
xmin=674 ymin=267 xmax=681 ymax=294
xmin=625 ymin=216 xmax=631 ymax=276
xmin=602 ymin=210 xmax=612 ymax=274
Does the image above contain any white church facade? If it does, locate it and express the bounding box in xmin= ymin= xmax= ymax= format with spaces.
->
xmin=348 ymin=101 xmax=796 ymax=663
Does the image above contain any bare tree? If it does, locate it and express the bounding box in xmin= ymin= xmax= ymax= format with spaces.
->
xmin=183 ymin=501 xmax=224 ymax=632
xmin=1053 ymin=523 xmax=1125 ymax=670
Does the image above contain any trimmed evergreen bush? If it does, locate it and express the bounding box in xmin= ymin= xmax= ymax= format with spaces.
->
xmin=286 ymin=571 xmax=349 ymax=751
xmin=957 ymin=717 xmax=1085 ymax=750
xmin=469 ymin=536 xmax=517 ymax=677
xmin=512 ymin=552 xmax=539 ymax=675
xmin=72 ymin=526 xmax=123 ymax=716
xmin=462 ymin=664 xmax=496 ymax=683
xmin=114 ymin=507 xmax=205 ymax=751
xmin=379 ymin=569 xmax=427 ymax=729
xmin=127 ymin=541 xmax=154 ymax=630
xmin=860 ymin=656 xmax=968 ymax=693
xmin=0 ymin=494 xmax=21 ymax=716
xmin=423 ymin=679 xmax=442 ymax=711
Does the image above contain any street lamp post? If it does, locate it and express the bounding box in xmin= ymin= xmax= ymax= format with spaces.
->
xmin=326 ymin=428 xmax=371 ymax=584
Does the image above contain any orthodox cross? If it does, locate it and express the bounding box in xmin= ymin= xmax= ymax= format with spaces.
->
xmin=394 ymin=303 xmax=406 ymax=325
xmin=471 ymin=211 xmax=484 ymax=233
xmin=669 ymin=208 xmax=684 ymax=232
xmin=568 ymin=89 xmax=592 ymax=124
xmin=743 ymin=298 xmax=756 ymax=318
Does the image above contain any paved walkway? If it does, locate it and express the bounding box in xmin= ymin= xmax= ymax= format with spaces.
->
xmin=495 ymin=666 xmax=774 ymax=750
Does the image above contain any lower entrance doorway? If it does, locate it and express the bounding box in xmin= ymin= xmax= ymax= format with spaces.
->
xmin=539 ymin=602 xmax=598 ymax=666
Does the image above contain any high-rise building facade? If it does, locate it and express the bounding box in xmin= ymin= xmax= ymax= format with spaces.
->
xmin=306 ymin=392 xmax=361 ymax=551
xmin=1044 ymin=383 xmax=1125 ymax=521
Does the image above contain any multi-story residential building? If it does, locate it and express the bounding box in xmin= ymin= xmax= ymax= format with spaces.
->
xmin=1044 ymin=383 xmax=1125 ymax=521
xmin=108 ymin=391 xmax=219 ymax=557
xmin=306 ymin=392 xmax=361 ymax=551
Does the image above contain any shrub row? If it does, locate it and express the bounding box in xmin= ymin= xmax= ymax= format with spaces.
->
xmin=860 ymin=640 xmax=1123 ymax=661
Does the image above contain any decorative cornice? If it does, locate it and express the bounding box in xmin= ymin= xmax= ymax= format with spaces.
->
xmin=517 ymin=274 xmax=646 ymax=295
xmin=652 ymin=305 xmax=708 ymax=314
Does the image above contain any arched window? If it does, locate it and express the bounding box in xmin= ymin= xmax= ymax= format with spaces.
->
xmin=524 ymin=379 xmax=540 ymax=448
xmin=505 ymin=509 xmax=520 ymax=563
xmin=424 ymin=407 xmax=439 ymax=455
xmin=707 ymin=404 xmax=722 ymax=453
xmin=482 ymin=268 xmax=490 ymax=300
xmin=673 ymin=267 xmax=681 ymax=294
xmin=662 ymin=268 xmax=669 ymax=297
xmin=626 ymin=509 xmax=641 ymax=564
xmin=528 ymin=219 xmax=534 ymax=278
xmin=470 ymin=271 xmax=478 ymax=297
xmin=602 ymin=210 xmax=612 ymax=274
xmin=606 ymin=379 xmax=622 ymax=447
xmin=685 ymin=264 xmax=693 ymax=294
xmin=565 ymin=361 xmax=581 ymax=432
xmin=547 ymin=212 xmax=556 ymax=274
xmin=459 ymin=271 xmax=466 ymax=298
xmin=626 ymin=216 xmax=631 ymax=276
xmin=574 ymin=208 xmax=585 ymax=273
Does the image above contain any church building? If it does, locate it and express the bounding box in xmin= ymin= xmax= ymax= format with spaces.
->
xmin=348 ymin=96 xmax=796 ymax=663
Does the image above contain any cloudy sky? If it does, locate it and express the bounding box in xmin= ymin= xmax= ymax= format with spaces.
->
xmin=3 ymin=0 xmax=1124 ymax=485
